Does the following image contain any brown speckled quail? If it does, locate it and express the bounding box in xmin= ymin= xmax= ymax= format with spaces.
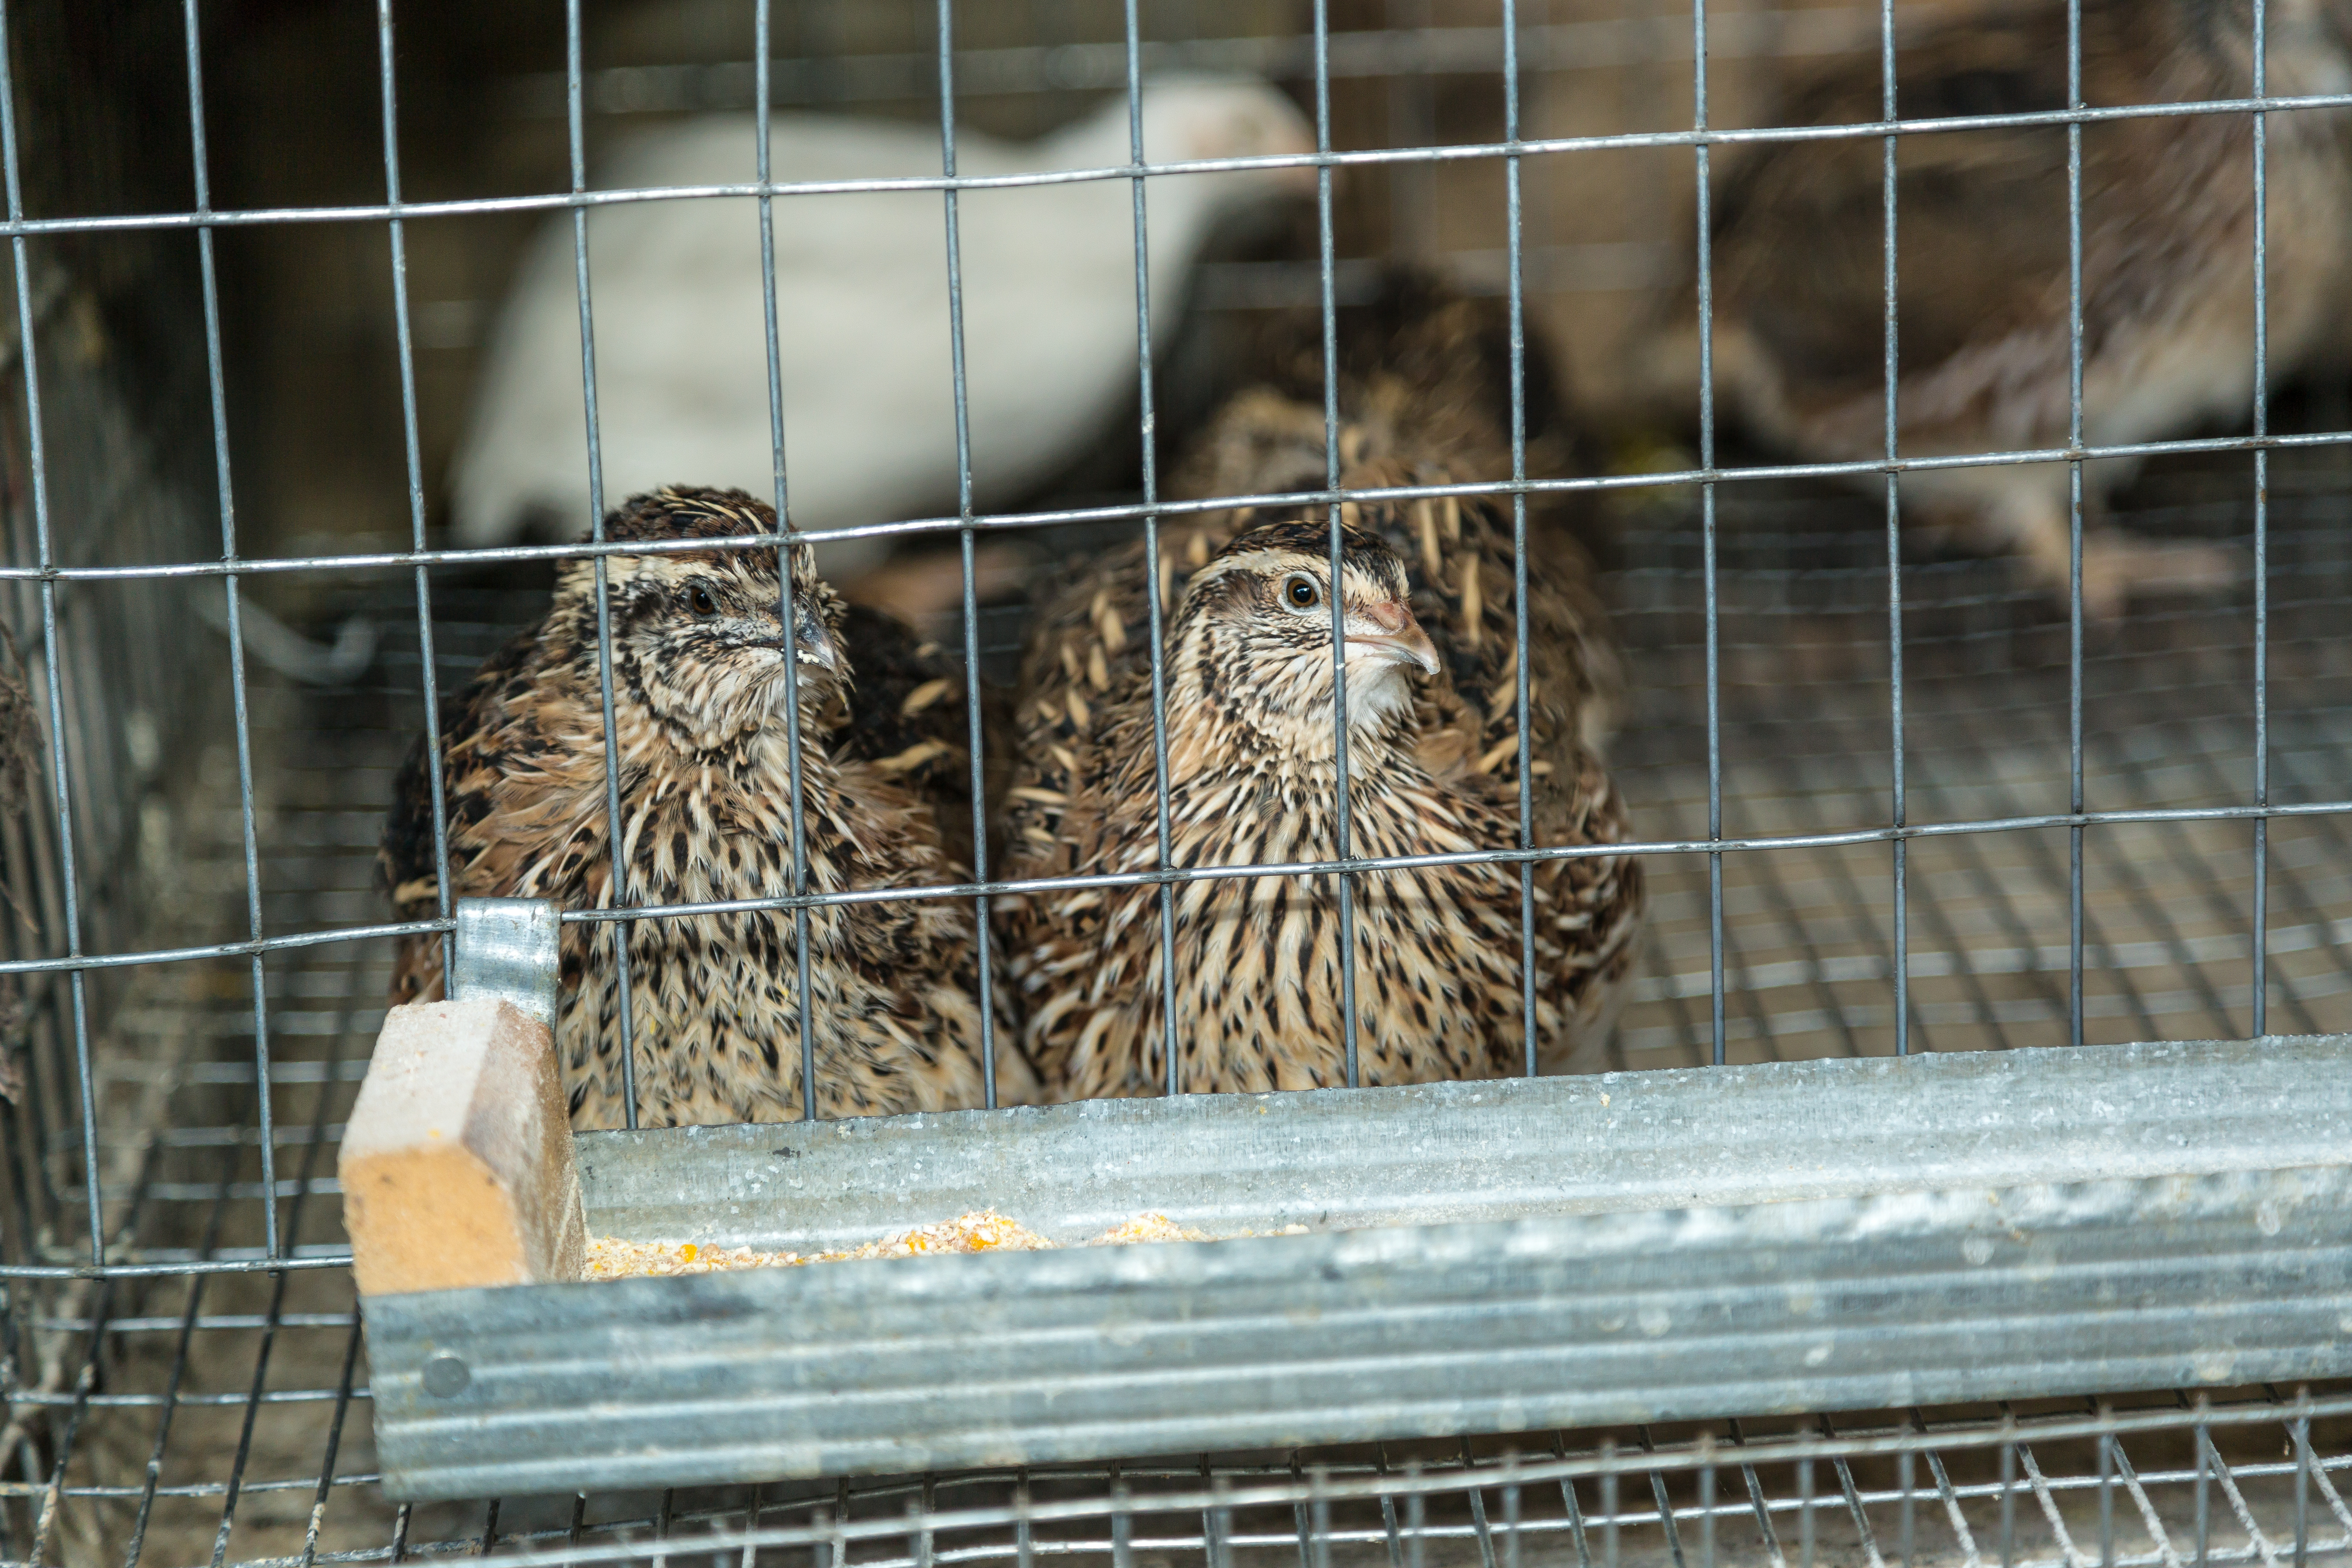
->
xmin=381 ymin=485 xmax=1032 ymax=1128
xmin=1654 ymin=0 xmax=2352 ymax=618
xmin=995 ymin=277 xmax=1644 ymax=1098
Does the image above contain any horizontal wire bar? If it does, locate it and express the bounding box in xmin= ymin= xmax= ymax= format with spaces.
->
xmin=0 ymin=801 xmax=2343 ymax=978
xmin=0 ymin=1387 xmax=364 ymax=1410
xmin=7 ymin=1435 xmax=2343 ymax=1510
xmin=0 ymin=1250 xmax=352 ymax=1280
xmin=31 ymin=1311 xmax=358 ymax=1332
xmin=0 ymin=917 xmax=450 ymax=976
xmin=118 ymin=1532 xmax=2280 ymax=1568
xmin=3 ymin=87 xmax=2350 ymax=241
xmin=506 ymin=15 xmax=1931 ymax=116
xmin=8 ymin=427 xmax=2352 ymax=583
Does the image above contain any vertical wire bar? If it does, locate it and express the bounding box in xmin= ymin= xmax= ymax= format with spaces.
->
xmin=1121 ymin=0 xmax=1182 ymax=1097
xmin=0 ymin=0 xmax=102 ymax=1260
xmin=723 ymin=1485 xmax=763 ymax=1568
xmin=1464 ymin=1450 xmax=1500 ymax=1568
xmin=1898 ymin=1450 xmax=1914 ymax=1568
xmin=1601 ymin=1454 xmax=1620 ymax=1568
xmin=1798 ymin=1453 xmax=1815 ymax=1568
xmin=2194 ymin=1409 xmax=2211 ymax=1568
xmin=1291 ymin=1455 xmax=1314 ymax=1568
xmin=1879 ymin=0 xmax=1907 ymax=1053
xmin=1635 ymin=1429 xmax=1688 ymax=1568
xmin=2097 ymin=1434 xmax=2115 ymax=1568
xmin=751 ymin=0 xmax=820 ymax=1122
xmin=2249 ymin=0 xmax=2271 ymax=1036
xmin=293 ymin=1314 xmax=365 ymax=1568
xmin=1503 ymin=1468 xmax=1523 ymax=1568
xmin=1311 ymin=0 xmax=1362 ymax=1087
xmin=1722 ymin=1421 xmax=1787 ymax=1568
xmin=2065 ymin=0 xmax=2087 ymax=1051
xmin=180 ymin=0 xmax=276 ymax=1245
xmin=1504 ymin=0 xmax=1540 ymax=1076
xmin=566 ymin=0 xmax=639 ymax=1126
xmin=1552 ymin=1434 xmax=1595 ymax=1568
xmin=375 ymin=0 xmax=456 ymax=1007
xmin=1407 ymin=1462 xmax=1428 ymax=1568
xmin=1999 ymin=1439 xmax=2017 ymax=1568
xmin=1698 ymin=1450 xmax=1716 ymax=1568
xmin=753 ymin=0 xmax=787 ymax=516
xmin=2294 ymin=1413 xmax=2312 ymax=1568
xmin=738 ymin=1488 xmax=764 ymax=1568
xmin=935 ymin=0 xmax=1000 ymax=1106
xmin=1692 ymin=0 xmax=1725 ymax=1066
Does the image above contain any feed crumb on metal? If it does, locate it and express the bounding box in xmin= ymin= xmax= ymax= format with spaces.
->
xmin=1081 ymin=1212 xmax=1213 ymax=1245
xmin=584 ymin=1209 xmax=1225 ymax=1279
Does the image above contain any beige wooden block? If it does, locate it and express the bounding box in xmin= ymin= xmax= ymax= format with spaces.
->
xmin=340 ymin=999 xmax=587 ymax=1296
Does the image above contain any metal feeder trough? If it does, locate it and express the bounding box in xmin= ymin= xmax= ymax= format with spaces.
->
xmin=361 ymin=1029 xmax=2352 ymax=1501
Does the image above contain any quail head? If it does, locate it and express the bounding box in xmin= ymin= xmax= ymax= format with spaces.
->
xmin=1646 ymin=0 xmax=2352 ymax=619
xmin=381 ymin=485 xmax=1031 ymax=1128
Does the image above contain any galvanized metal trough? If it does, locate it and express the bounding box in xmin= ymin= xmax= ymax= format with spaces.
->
xmin=362 ymin=1033 xmax=2352 ymax=1501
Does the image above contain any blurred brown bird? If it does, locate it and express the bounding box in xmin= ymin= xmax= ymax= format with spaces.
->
xmin=381 ymin=486 xmax=1030 ymax=1128
xmin=1649 ymin=0 xmax=2352 ymax=618
xmin=996 ymin=278 xmax=1643 ymax=1097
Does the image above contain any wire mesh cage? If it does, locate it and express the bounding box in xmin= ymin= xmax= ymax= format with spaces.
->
xmin=4 ymin=0 xmax=2352 ymax=1565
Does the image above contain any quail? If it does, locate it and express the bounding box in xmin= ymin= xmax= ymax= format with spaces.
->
xmin=1649 ymin=0 xmax=2352 ymax=618
xmin=996 ymin=278 xmax=1644 ymax=1097
xmin=452 ymin=77 xmax=1313 ymax=592
xmin=381 ymin=486 xmax=1031 ymax=1127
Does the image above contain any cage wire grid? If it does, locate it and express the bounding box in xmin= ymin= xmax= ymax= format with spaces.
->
xmin=4 ymin=0 xmax=2352 ymax=1565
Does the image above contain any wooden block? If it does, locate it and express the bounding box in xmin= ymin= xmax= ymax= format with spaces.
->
xmin=340 ymin=999 xmax=587 ymax=1296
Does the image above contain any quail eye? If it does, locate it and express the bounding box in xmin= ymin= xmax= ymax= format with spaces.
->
xmin=686 ymin=585 xmax=719 ymax=617
xmin=1281 ymin=574 xmax=1321 ymax=611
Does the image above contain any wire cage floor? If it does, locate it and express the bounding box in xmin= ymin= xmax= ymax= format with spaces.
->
xmin=7 ymin=413 xmax=2352 ymax=1567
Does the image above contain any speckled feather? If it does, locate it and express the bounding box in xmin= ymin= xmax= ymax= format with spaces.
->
xmin=996 ymin=284 xmax=1642 ymax=1097
xmin=381 ymin=486 xmax=1030 ymax=1127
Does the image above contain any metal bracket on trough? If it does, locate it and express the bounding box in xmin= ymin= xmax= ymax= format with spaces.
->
xmin=450 ymin=898 xmax=559 ymax=1032
xmin=362 ymin=1035 xmax=2352 ymax=1500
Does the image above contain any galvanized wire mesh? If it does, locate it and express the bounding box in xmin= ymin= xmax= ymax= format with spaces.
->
xmin=3 ymin=0 xmax=2350 ymax=1564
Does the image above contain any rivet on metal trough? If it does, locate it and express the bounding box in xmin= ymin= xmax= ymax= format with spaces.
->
xmin=420 ymin=1354 xmax=471 ymax=1398
xmin=452 ymin=898 xmax=561 ymax=1031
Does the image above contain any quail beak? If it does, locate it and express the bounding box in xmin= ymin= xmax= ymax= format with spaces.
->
xmin=1343 ymin=601 xmax=1441 ymax=675
xmin=794 ymin=612 xmax=841 ymax=675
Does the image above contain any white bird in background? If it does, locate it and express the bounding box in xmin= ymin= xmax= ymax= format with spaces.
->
xmin=451 ymin=76 xmax=1315 ymax=585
